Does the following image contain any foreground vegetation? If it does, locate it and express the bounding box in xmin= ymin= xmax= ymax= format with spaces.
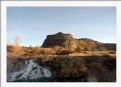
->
xmin=7 ymin=45 xmax=116 ymax=82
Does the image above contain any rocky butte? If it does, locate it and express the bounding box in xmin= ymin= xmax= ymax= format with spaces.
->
xmin=42 ymin=32 xmax=116 ymax=51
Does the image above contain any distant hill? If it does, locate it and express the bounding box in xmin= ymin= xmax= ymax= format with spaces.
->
xmin=42 ymin=32 xmax=116 ymax=51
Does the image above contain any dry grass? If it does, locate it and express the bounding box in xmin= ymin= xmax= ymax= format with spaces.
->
xmin=7 ymin=54 xmax=116 ymax=82
xmin=7 ymin=45 xmax=116 ymax=82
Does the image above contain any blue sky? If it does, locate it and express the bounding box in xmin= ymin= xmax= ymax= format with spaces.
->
xmin=7 ymin=7 xmax=116 ymax=46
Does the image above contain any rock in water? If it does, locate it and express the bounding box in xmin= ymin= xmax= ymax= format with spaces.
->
xmin=7 ymin=59 xmax=51 ymax=82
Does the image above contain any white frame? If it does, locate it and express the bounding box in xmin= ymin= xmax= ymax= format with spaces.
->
xmin=1 ymin=1 xmax=121 ymax=87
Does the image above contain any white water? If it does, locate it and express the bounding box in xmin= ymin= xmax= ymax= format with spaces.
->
xmin=7 ymin=59 xmax=52 ymax=82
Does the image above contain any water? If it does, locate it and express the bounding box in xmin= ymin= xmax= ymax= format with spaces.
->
xmin=7 ymin=59 xmax=52 ymax=82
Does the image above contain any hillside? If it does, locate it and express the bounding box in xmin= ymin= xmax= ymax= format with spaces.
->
xmin=42 ymin=32 xmax=116 ymax=51
xmin=7 ymin=32 xmax=116 ymax=82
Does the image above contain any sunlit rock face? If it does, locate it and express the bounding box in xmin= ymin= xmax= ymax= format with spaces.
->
xmin=42 ymin=32 xmax=108 ymax=51
xmin=42 ymin=32 xmax=76 ymax=50
xmin=7 ymin=59 xmax=52 ymax=82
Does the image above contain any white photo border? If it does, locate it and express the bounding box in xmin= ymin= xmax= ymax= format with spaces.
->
xmin=1 ymin=1 xmax=121 ymax=87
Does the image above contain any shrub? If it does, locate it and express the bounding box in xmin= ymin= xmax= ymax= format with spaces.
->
xmin=7 ymin=45 xmax=15 ymax=52
xmin=33 ymin=46 xmax=41 ymax=55
xmin=75 ymin=46 xmax=82 ymax=53
xmin=56 ymin=49 xmax=74 ymax=55
xmin=40 ymin=48 xmax=56 ymax=55
xmin=109 ymin=51 xmax=116 ymax=54
xmin=7 ymin=45 xmax=23 ymax=55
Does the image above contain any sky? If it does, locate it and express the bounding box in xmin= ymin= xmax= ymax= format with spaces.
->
xmin=7 ymin=7 xmax=116 ymax=46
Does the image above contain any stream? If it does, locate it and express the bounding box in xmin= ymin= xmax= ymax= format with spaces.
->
xmin=7 ymin=59 xmax=52 ymax=82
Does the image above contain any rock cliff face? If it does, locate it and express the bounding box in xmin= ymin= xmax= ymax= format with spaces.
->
xmin=42 ymin=32 xmax=115 ymax=51
xmin=42 ymin=32 xmax=77 ymax=49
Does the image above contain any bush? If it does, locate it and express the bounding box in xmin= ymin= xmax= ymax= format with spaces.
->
xmin=39 ymin=48 xmax=56 ymax=55
xmin=56 ymin=49 xmax=74 ymax=55
xmin=7 ymin=45 xmax=23 ymax=55
xmin=43 ymin=48 xmax=55 ymax=55
xmin=33 ymin=46 xmax=41 ymax=55
xmin=109 ymin=51 xmax=116 ymax=54
xmin=75 ymin=46 xmax=82 ymax=53
xmin=7 ymin=45 xmax=15 ymax=52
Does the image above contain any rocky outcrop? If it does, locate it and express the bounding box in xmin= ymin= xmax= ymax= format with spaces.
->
xmin=103 ymin=43 xmax=116 ymax=51
xmin=42 ymin=32 xmax=77 ymax=50
xmin=42 ymin=32 xmax=115 ymax=51
xmin=77 ymin=38 xmax=106 ymax=51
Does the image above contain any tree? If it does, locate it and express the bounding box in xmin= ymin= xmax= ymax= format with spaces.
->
xmin=15 ymin=36 xmax=20 ymax=46
xmin=14 ymin=36 xmax=21 ymax=54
